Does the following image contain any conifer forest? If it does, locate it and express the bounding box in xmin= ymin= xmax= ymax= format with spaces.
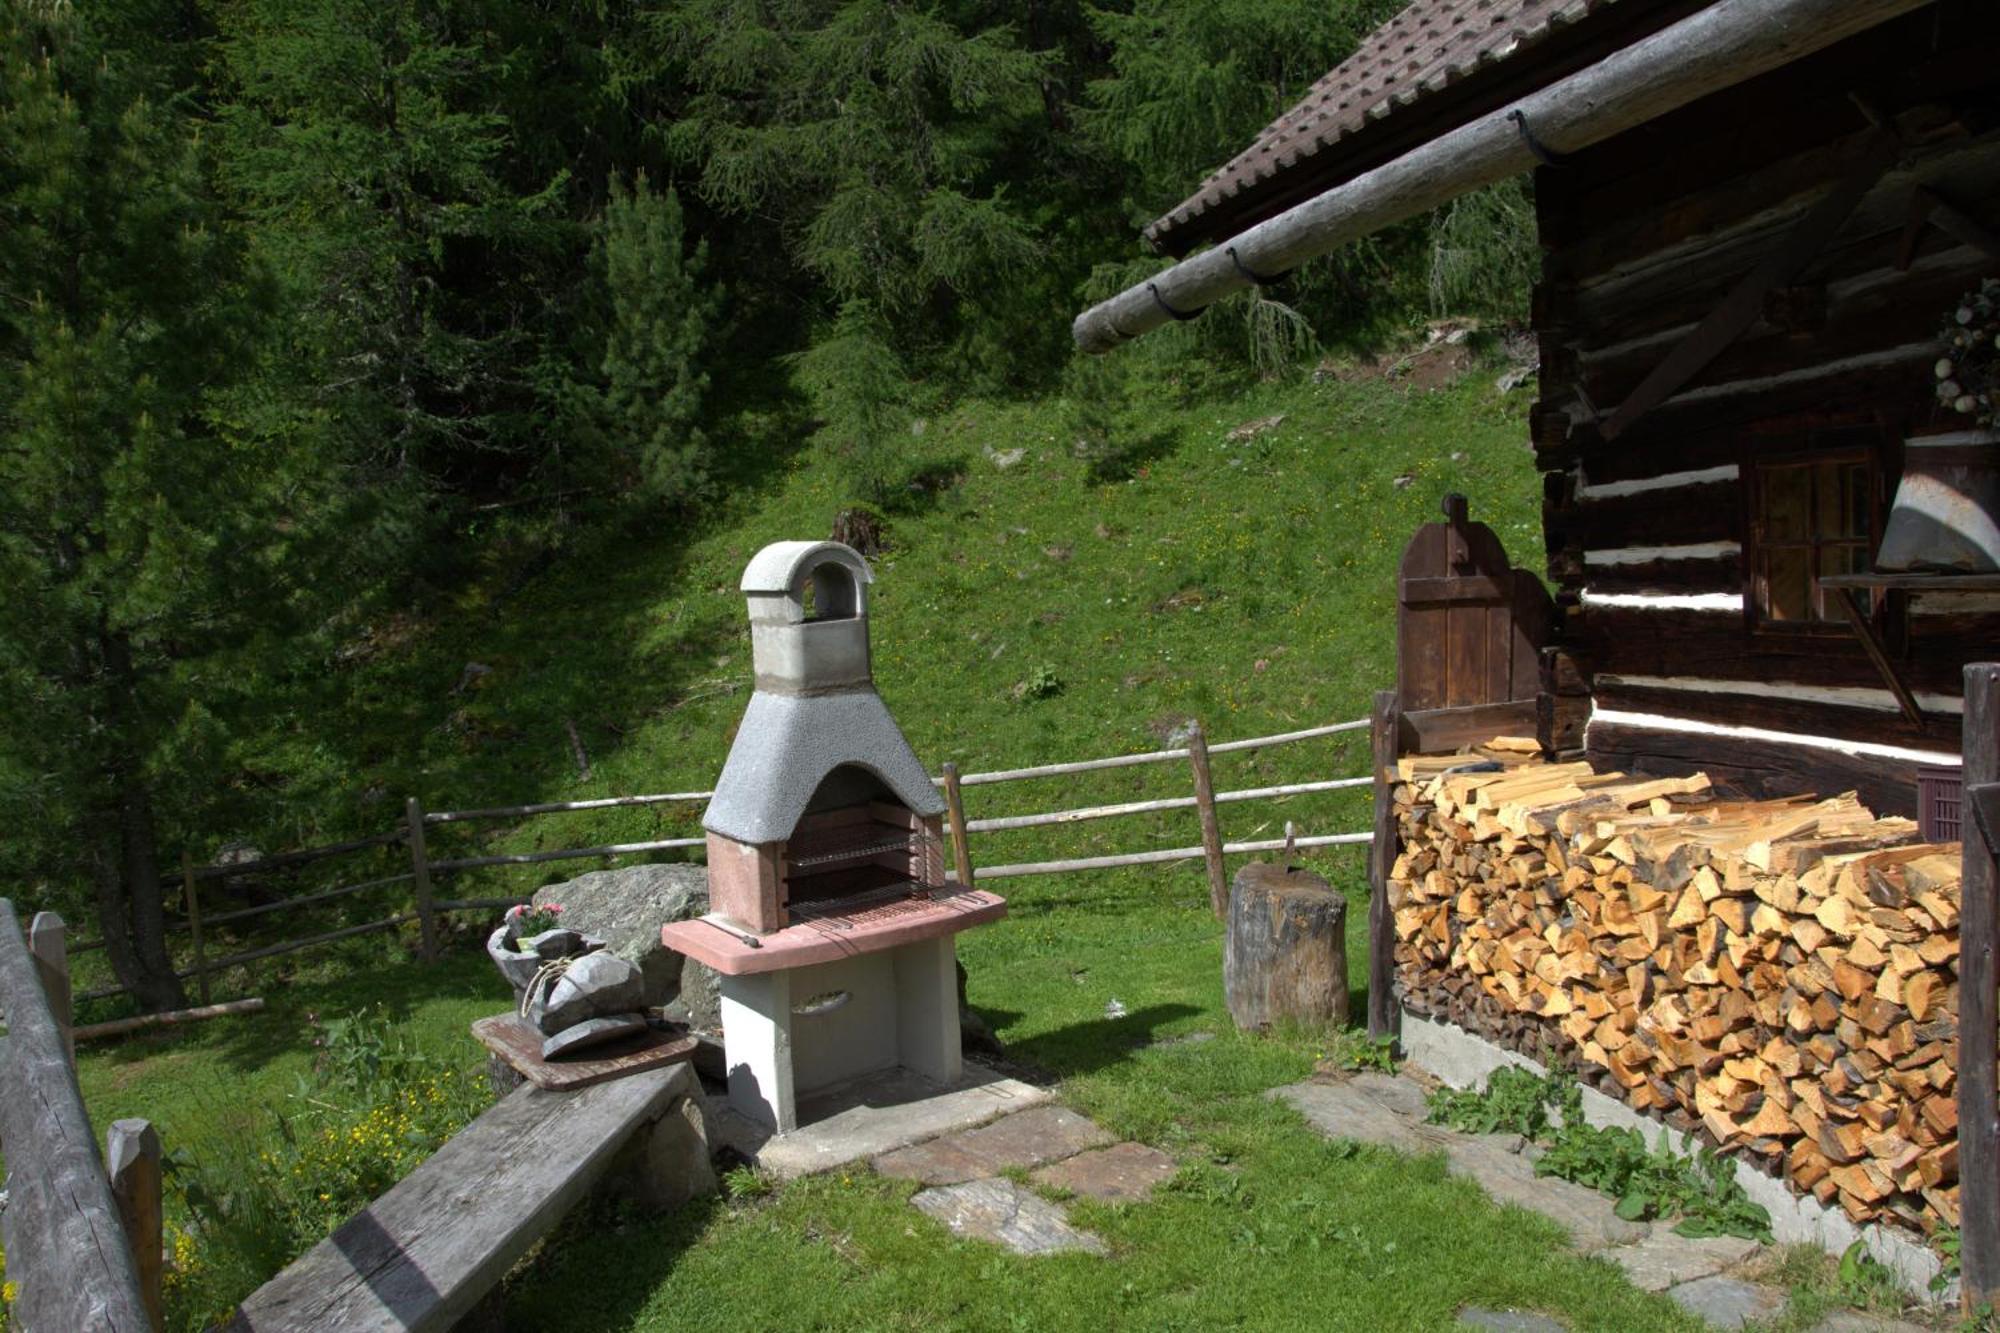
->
xmin=0 ymin=0 xmax=1535 ymax=1007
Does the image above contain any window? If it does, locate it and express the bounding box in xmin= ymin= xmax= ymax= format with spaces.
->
xmin=1750 ymin=451 xmax=1874 ymax=625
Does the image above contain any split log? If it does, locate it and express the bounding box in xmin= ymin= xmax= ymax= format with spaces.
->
xmin=1388 ymin=738 xmax=1958 ymax=1235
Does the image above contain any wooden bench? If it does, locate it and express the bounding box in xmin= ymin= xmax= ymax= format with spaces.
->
xmin=230 ymin=1061 xmax=710 ymax=1332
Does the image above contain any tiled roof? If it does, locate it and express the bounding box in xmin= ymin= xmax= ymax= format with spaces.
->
xmin=1144 ymin=0 xmax=1639 ymax=256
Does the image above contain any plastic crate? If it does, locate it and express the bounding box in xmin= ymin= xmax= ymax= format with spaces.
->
xmin=1917 ymin=765 xmax=1962 ymax=843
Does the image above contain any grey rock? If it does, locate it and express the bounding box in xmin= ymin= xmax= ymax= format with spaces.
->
xmin=1665 ymin=1275 xmax=1785 ymax=1329
xmin=1346 ymin=1072 xmax=1430 ymax=1119
xmin=875 ymin=1106 xmax=1115 ymax=1186
xmin=1270 ymin=1079 xmax=1430 ymax=1154
xmin=1271 ymin=1079 xmax=1647 ymax=1251
xmin=1030 ymin=1142 xmax=1177 ymax=1203
xmin=534 ymin=863 xmax=712 ymax=1020
xmin=539 ymin=952 xmax=646 ymax=1035
xmin=540 ymin=1012 xmax=648 ymax=1059
xmin=911 ymin=1178 xmax=1107 ymax=1256
xmin=1457 ymin=1309 xmax=1566 ymax=1332
xmin=1444 ymin=1135 xmax=1649 ymax=1251
xmin=1603 ymin=1231 xmax=1759 ymax=1292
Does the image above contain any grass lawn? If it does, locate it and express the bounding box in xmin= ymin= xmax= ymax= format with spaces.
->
xmin=501 ymin=862 xmax=1714 ymax=1332
xmin=38 ymin=357 xmax=1877 ymax=1328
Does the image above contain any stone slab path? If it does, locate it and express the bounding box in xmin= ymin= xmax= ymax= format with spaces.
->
xmin=879 ymin=1105 xmax=1174 ymax=1256
xmin=1276 ymin=1073 xmax=1931 ymax=1331
xmin=911 ymin=1178 xmax=1110 ymax=1257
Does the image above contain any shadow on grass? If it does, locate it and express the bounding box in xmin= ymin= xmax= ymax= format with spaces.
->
xmin=92 ymin=943 xmax=500 ymax=1077
xmin=995 ymin=1001 xmax=1200 ymax=1082
xmin=501 ymin=1185 xmax=729 ymax=1329
xmin=1083 ymin=429 xmax=1178 ymax=485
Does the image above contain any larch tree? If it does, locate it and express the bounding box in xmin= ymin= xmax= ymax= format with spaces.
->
xmin=0 ymin=0 xmax=311 ymax=1009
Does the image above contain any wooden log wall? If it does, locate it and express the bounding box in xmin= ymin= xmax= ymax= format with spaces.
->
xmin=1531 ymin=4 xmax=2000 ymax=814
xmin=1390 ymin=742 xmax=1962 ymax=1234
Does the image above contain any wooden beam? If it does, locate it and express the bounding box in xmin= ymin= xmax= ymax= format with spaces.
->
xmin=1368 ymin=690 xmax=1402 ymax=1042
xmin=1187 ymin=722 xmax=1229 ymax=919
xmin=0 ymin=900 xmax=152 ymax=1330
xmin=75 ymin=998 xmax=267 ymax=1043
xmin=405 ymin=797 xmax=439 ymax=963
xmin=1601 ymin=133 xmax=1899 ymax=440
xmin=1832 ymin=587 xmax=1924 ymax=724
xmin=940 ymin=763 xmax=975 ymax=889
xmin=1901 ymin=186 xmax=2000 ymax=270
xmin=107 ymin=1119 xmax=165 ymax=1332
xmin=1074 ymin=0 xmax=1933 ymax=352
xmin=28 ymin=910 xmax=72 ymax=1063
xmin=1959 ymin=663 xmax=2000 ymax=1312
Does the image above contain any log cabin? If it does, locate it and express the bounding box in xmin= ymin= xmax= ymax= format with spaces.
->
xmin=1078 ymin=0 xmax=2000 ymax=820
xmin=1075 ymin=0 xmax=2000 ymax=1284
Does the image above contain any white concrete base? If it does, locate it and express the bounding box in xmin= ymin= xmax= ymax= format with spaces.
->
xmin=711 ymin=1059 xmax=1052 ymax=1179
xmin=719 ymin=937 xmax=967 ymax=1133
xmin=1398 ymin=1006 xmax=1949 ymax=1301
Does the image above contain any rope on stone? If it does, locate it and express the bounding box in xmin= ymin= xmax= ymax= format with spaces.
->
xmin=519 ymin=956 xmax=575 ymax=1019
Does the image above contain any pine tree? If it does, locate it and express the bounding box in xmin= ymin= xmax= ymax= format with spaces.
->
xmin=0 ymin=0 xmax=299 ymax=1009
xmin=213 ymin=0 xmax=574 ymax=507
xmin=788 ymin=300 xmax=910 ymax=506
xmin=627 ymin=0 xmax=1058 ymax=378
xmin=565 ymin=173 xmax=722 ymax=506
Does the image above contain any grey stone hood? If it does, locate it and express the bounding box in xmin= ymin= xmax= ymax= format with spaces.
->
xmin=701 ymin=540 xmax=945 ymax=846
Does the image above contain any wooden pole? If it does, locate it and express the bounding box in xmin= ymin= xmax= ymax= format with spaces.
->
xmin=28 ymin=909 xmax=73 ymax=1064
xmin=1187 ymin=722 xmax=1229 ymax=919
xmin=0 ymin=900 xmax=153 ymax=1330
xmin=406 ymin=797 xmax=439 ymax=963
xmin=1959 ymin=662 xmax=2000 ymax=1312
xmin=106 ymin=1119 xmax=164 ymax=1332
xmin=1367 ymin=690 xmax=1402 ymax=1042
xmin=941 ymin=762 xmax=976 ymax=887
xmin=75 ymin=998 xmax=267 ymax=1043
xmin=181 ymin=850 xmax=210 ymax=1006
xmin=1072 ymin=0 xmax=1930 ymax=352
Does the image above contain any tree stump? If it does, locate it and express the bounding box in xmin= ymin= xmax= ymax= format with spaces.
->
xmin=1225 ymin=861 xmax=1348 ymax=1032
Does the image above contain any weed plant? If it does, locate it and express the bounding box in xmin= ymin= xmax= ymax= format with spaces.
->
xmin=1426 ymin=1067 xmax=1774 ymax=1242
xmin=155 ymin=1006 xmax=490 ymax=1330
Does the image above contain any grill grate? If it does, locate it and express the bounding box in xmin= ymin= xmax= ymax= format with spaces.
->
xmin=786 ymin=832 xmax=940 ymax=870
xmin=786 ymin=880 xmax=983 ymax=931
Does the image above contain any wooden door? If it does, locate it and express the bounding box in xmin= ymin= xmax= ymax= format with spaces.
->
xmin=1396 ymin=495 xmax=1553 ymax=751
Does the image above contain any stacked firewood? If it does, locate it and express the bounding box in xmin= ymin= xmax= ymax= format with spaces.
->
xmin=1389 ymin=738 xmax=1962 ymax=1232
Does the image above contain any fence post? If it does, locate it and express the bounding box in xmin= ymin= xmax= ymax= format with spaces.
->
xmin=1959 ymin=662 xmax=2000 ymax=1312
xmin=107 ymin=1118 xmax=165 ymax=1332
xmin=405 ymin=797 xmax=439 ymax=963
xmin=1186 ymin=722 xmax=1228 ymax=919
xmin=941 ymin=763 xmax=976 ymax=887
xmin=28 ymin=909 xmax=73 ymax=1063
xmin=1367 ymin=691 xmax=1402 ymax=1042
xmin=181 ymin=851 xmax=211 ymax=1006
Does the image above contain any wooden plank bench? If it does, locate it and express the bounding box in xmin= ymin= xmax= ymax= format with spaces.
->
xmin=230 ymin=1061 xmax=708 ymax=1332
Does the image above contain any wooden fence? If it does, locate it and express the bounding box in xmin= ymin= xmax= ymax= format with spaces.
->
xmin=65 ymin=716 xmax=1374 ymax=1005
xmin=0 ymin=899 xmax=164 ymax=1329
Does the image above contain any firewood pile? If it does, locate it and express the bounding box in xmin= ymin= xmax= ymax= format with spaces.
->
xmin=1389 ymin=737 xmax=1963 ymax=1232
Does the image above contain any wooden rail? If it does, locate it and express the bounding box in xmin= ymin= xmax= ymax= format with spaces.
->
xmin=940 ymin=716 xmax=1373 ymax=907
xmin=0 ymin=899 xmax=158 ymax=1328
xmin=64 ymin=713 xmax=1374 ymax=1003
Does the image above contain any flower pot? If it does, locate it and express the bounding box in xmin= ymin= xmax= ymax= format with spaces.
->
xmin=485 ymin=925 xmax=603 ymax=1006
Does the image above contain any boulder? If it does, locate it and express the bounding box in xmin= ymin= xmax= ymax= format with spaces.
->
xmin=538 ymin=952 xmax=645 ymax=1034
xmin=533 ymin=863 xmax=716 ymax=1027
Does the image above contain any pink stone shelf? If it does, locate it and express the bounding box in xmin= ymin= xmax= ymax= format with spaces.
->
xmin=660 ymin=889 xmax=1007 ymax=976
